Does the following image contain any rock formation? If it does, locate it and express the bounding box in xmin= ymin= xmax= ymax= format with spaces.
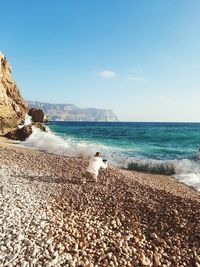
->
xmin=28 ymin=108 xmax=44 ymax=123
xmin=27 ymin=101 xmax=119 ymax=122
xmin=4 ymin=121 xmax=47 ymax=141
xmin=0 ymin=52 xmax=28 ymax=134
xmin=4 ymin=125 xmax=32 ymax=141
xmin=33 ymin=122 xmax=47 ymax=132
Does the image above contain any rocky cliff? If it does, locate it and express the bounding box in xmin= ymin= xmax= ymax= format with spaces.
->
xmin=0 ymin=52 xmax=28 ymax=134
xmin=27 ymin=101 xmax=119 ymax=122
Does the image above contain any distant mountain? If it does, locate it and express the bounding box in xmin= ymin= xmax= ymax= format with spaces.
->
xmin=27 ymin=101 xmax=119 ymax=122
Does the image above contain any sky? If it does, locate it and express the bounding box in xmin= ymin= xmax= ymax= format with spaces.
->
xmin=1 ymin=0 xmax=200 ymax=122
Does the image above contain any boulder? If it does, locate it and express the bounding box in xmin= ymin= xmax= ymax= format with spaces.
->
xmin=0 ymin=52 xmax=28 ymax=134
xmin=4 ymin=125 xmax=33 ymax=141
xmin=28 ymin=108 xmax=44 ymax=123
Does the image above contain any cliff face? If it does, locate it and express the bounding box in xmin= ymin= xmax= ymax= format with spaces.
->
xmin=0 ymin=52 xmax=28 ymax=134
xmin=27 ymin=101 xmax=119 ymax=122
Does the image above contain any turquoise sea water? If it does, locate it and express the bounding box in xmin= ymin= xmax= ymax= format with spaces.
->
xmin=48 ymin=122 xmax=200 ymax=161
xmin=23 ymin=121 xmax=200 ymax=191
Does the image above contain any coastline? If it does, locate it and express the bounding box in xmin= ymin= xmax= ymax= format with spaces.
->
xmin=0 ymin=140 xmax=199 ymax=266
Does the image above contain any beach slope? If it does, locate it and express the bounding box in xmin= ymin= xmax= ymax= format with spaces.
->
xmin=0 ymin=143 xmax=199 ymax=266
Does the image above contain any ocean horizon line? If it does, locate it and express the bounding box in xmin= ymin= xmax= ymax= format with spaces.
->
xmin=46 ymin=120 xmax=200 ymax=124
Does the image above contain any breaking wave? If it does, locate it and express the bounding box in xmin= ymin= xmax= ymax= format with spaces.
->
xmin=22 ymin=127 xmax=116 ymax=159
xmin=124 ymin=157 xmax=200 ymax=191
xmin=21 ymin=126 xmax=200 ymax=192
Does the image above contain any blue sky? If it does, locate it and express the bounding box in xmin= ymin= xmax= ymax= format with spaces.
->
xmin=1 ymin=0 xmax=200 ymax=121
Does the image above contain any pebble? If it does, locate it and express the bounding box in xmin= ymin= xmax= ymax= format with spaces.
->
xmin=66 ymin=253 xmax=72 ymax=261
xmin=139 ymin=253 xmax=151 ymax=266
xmin=150 ymin=232 xmax=158 ymax=239
xmin=0 ymin=145 xmax=199 ymax=267
xmin=20 ymin=260 xmax=28 ymax=267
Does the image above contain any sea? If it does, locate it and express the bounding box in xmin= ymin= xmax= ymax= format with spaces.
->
xmin=22 ymin=121 xmax=200 ymax=191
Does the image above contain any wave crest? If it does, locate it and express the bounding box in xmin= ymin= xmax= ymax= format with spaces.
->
xmin=125 ymin=158 xmax=175 ymax=175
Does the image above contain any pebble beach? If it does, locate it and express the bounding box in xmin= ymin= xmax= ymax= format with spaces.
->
xmin=0 ymin=141 xmax=200 ymax=267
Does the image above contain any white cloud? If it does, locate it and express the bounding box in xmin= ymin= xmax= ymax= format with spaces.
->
xmin=98 ymin=70 xmax=117 ymax=79
xmin=128 ymin=76 xmax=145 ymax=81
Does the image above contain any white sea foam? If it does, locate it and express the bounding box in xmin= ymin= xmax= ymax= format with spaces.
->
xmin=18 ymin=114 xmax=32 ymax=129
xmin=175 ymin=173 xmax=200 ymax=192
xmin=24 ymin=114 xmax=32 ymax=125
xmin=22 ymin=127 xmax=118 ymax=159
xmin=21 ymin=126 xmax=200 ymax=192
xmin=174 ymin=159 xmax=200 ymax=191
